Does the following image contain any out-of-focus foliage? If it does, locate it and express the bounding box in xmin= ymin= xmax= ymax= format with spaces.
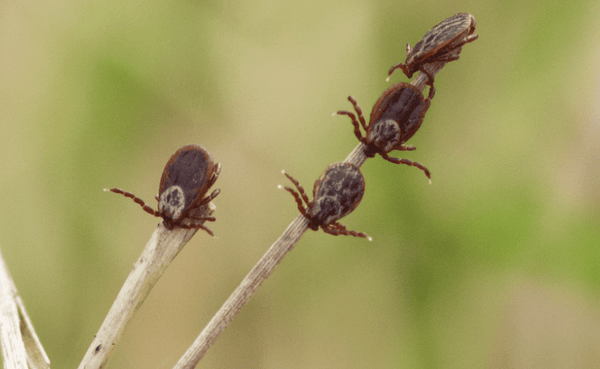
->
xmin=1 ymin=0 xmax=600 ymax=367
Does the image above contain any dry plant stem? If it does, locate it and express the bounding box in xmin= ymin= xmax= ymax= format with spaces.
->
xmin=77 ymin=203 xmax=215 ymax=369
xmin=0 ymin=245 xmax=51 ymax=369
xmin=173 ymin=214 xmax=309 ymax=368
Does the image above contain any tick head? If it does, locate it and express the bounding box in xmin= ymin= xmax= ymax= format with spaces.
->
xmin=158 ymin=185 xmax=186 ymax=222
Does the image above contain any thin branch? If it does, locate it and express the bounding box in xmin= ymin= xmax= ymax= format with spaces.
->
xmin=173 ymin=58 xmax=452 ymax=368
xmin=0 ymin=245 xmax=51 ymax=369
xmin=77 ymin=202 xmax=215 ymax=369
xmin=173 ymin=215 xmax=309 ymax=369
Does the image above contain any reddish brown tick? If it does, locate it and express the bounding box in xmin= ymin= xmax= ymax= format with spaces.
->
xmin=388 ymin=13 xmax=478 ymax=95
xmin=106 ymin=144 xmax=220 ymax=235
xmin=280 ymin=162 xmax=371 ymax=240
xmin=336 ymin=82 xmax=432 ymax=181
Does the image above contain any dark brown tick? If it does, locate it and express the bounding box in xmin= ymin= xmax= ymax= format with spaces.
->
xmin=106 ymin=144 xmax=220 ymax=236
xmin=279 ymin=162 xmax=371 ymax=240
xmin=335 ymin=82 xmax=432 ymax=182
xmin=388 ymin=13 xmax=478 ymax=95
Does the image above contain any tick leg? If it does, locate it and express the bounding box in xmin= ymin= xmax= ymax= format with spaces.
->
xmin=448 ymin=33 xmax=478 ymax=52
xmin=186 ymin=215 xmax=217 ymax=222
xmin=336 ymin=97 xmax=368 ymax=144
xmin=434 ymin=52 xmax=461 ymax=64
xmin=336 ymin=110 xmax=364 ymax=143
xmin=208 ymin=188 xmax=220 ymax=201
xmin=197 ymin=188 xmax=221 ymax=207
xmin=418 ymin=67 xmax=436 ymax=100
xmin=387 ymin=63 xmax=401 ymax=77
xmin=464 ymin=33 xmax=478 ymax=44
xmin=380 ymin=154 xmax=431 ymax=180
xmin=324 ymin=222 xmax=370 ymax=239
xmin=283 ymin=172 xmax=310 ymax=206
xmin=396 ymin=145 xmax=417 ymax=151
xmin=107 ymin=188 xmax=160 ymax=217
xmin=183 ymin=205 xmax=217 ymax=231
xmin=205 ymin=163 xmax=222 ymax=190
xmin=387 ymin=63 xmax=411 ymax=80
xmin=178 ymin=222 xmax=215 ymax=237
xmin=282 ymin=187 xmax=308 ymax=217
xmin=427 ymin=85 xmax=436 ymax=100
xmin=346 ymin=96 xmax=367 ymax=132
xmin=386 ymin=43 xmax=415 ymax=79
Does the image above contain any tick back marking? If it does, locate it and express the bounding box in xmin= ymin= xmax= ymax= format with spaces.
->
xmin=105 ymin=144 xmax=221 ymax=236
xmin=335 ymin=82 xmax=432 ymax=182
xmin=387 ymin=13 xmax=478 ymax=94
xmin=280 ymin=163 xmax=371 ymax=240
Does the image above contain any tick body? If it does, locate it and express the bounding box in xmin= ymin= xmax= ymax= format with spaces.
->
xmin=107 ymin=144 xmax=221 ymax=235
xmin=388 ymin=13 xmax=478 ymax=92
xmin=336 ymin=82 xmax=431 ymax=180
xmin=281 ymin=163 xmax=370 ymax=240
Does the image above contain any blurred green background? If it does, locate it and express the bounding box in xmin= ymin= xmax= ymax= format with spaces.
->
xmin=2 ymin=0 xmax=600 ymax=367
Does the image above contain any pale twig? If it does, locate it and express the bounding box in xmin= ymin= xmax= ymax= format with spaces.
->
xmin=0 ymin=245 xmax=51 ymax=369
xmin=77 ymin=202 xmax=215 ymax=369
xmin=173 ymin=215 xmax=309 ymax=368
xmin=172 ymin=59 xmax=452 ymax=368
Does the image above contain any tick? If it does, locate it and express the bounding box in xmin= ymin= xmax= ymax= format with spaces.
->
xmin=106 ymin=144 xmax=221 ymax=235
xmin=387 ymin=13 xmax=478 ymax=93
xmin=280 ymin=162 xmax=371 ymax=240
xmin=335 ymin=82 xmax=431 ymax=181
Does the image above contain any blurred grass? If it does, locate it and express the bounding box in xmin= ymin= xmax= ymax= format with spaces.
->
xmin=2 ymin=0 xmax=600 ymax=368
